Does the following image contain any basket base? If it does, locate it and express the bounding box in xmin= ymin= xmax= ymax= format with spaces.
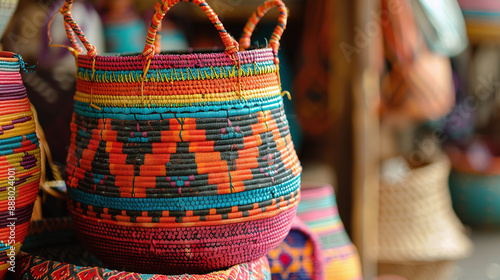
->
xmin=71 ymin=206 xmax=297 ymax=274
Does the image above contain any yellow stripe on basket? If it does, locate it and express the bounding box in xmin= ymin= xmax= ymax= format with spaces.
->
xmin=0 ymin=155 xmax=41 ymax=170
xmin=0 ymin=111 xmax=33 ymax=124
xmin=0 ymin=123 xmax=36 ymax=140
xmin=73 ymin=85 xmax=282 ymax=107
xmin=0 ymin=173 xmax=40 ymax=188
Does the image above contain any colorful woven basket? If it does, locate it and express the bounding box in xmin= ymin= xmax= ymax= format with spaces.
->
xmin=297 ymin=185 xmax=362 ymax=280
xmin=58 ymin=0 xmax=301 ymax=274
xmin=15 ymin=218 xmax=271 ymax=280
xmin=0 ymin=52 xmax=40 ymax=280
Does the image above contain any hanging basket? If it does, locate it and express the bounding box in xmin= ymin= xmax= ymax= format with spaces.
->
xmin=0 ymin=52 xmax=40 ymax=280
xmin=58 ymin=0 xmax=301 ymax=274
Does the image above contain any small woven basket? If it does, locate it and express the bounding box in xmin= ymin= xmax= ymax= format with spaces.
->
xmin=378 ymin=154 xmax=472 ymax=262
xmin=297 ymin=184 xmax=362 ymax=280
xmin=57 ymin=0 xmax=301 ymax=274
xmin=0 ymin=52 xmax=40 ymax=280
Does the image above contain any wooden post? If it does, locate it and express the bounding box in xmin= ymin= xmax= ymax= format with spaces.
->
xmin=351 ymin=0 xmax=383 ymax=278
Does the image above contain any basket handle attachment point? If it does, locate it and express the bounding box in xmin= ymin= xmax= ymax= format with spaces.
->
xmin=239 ymin=0 xmax=288 ymax=64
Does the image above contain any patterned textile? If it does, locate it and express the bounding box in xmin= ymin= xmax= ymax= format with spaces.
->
xmin=15 ymin=253 xmax=271 ymax=280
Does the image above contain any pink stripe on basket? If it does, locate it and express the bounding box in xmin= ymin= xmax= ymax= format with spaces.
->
xmin=324 ymin=244 xmax=359 ymax=260
xmin=457 ymin=0 xmax=500 ymax=12
xmin=71 ymin=204 xmax=298 ymax=274
xmin=297 ymin=208 xmax=338 ymax=222
xmin=0 ymin=72 xmax=22 ymax=84
xmin=305 ymin=220 xmax=345 ymax=235
xmin=300 ymin=184 xmax=333 ymax=200
xmin=77 ymin=48 xmax=276 ymax=71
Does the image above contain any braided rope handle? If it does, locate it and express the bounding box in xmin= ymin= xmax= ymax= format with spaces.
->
xmin=143 ymin=0 xmax=239 ymax=59
xmin=59 ymin=0 xmax=97 ymax=57
xmin=239 ymin=0 xmax=288 ymax=63
xmin=63 ymin=21 xmax=83 ymax=54
xmin=58 ymin=0 xmax=238 ymax=59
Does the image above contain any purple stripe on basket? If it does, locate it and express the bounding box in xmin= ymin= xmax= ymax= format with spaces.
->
xmin=0 ymin=187 xmax=5 ymax=192
xmin=13 ymin=176 xmax=28 ymax=187
xmin=0 ymin=88 xmax=26 ymax=97
xmin=1 ymin=124 xmax=14 ymax=130
xmin=0 ymin=89 xmax=26 ymax=96
xmin=19 ymin=161 xmax=37 ymax=170
xmin=0 ymin=204 xmax=35 ymax=226
xmin=12 ymin=117 xmax=32 ymax=124
xmin=77 ymin=48 xmax=276 ymax=71
xmin=20 ymin=158 xmax=37 ymax=167
xmin=0 ymin=84 xmax=26 ymax=92
xmin=0 ymin=93 xmax=27 ymax=101
xmin=22 ymin=154 xmax=36 ymax=161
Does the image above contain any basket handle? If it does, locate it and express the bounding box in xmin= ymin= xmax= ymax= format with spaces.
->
xmin=143 ymin=0 xmax=239 ymax=59
xmin=59 ymin=0 xmax=97 ymax=57
xmin=239 ymin=0 xmax=288 ymax=63
xmin=58 ymin=0 xmax=238 ymax=59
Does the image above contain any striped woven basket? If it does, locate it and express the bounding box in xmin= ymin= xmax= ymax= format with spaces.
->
xmin=0 ymin=52 xmax=40 ymax=280
xmin=297 ymin=185 xmax=362 ymax=280
xmin=58 ymin=0 xmax=301 ymax=274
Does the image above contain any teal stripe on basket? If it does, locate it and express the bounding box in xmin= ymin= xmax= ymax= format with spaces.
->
xmin=68 ymin=174 xmax=301 ymax=211
xmin=0 ymin=133 xmax=38 ymax=156
xmin=296 ymin=197 xmax=337 ymax=212
xmin=77 ymin=60 xmax=276 ymax=83
xmin=0 ymin=60 xmax=20 ymax=71
xmin=301 ymin=216 xmax=342 ymax=229
xmin=463 ymin=10 xmax=500 ymax=17
xmin=73 ymin=96 xmax=284 ymax=120
xmin=0 ymin=133 xmax=37 ymax=145
xmin=320 ymin=231 xmax=353 ymax=249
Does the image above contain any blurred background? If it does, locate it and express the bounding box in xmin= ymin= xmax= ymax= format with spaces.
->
xmin=2 ymin=0 xmax=500 ymax=279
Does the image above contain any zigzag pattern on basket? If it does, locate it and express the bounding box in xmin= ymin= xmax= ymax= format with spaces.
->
xmin=61 ymin=0 xmax=300 ymax=274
